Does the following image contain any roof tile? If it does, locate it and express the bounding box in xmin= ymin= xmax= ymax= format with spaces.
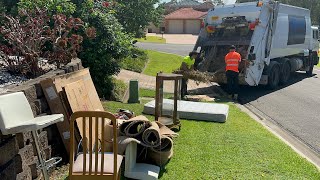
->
xmin=165 ymin=8 xmax=207 ymax=20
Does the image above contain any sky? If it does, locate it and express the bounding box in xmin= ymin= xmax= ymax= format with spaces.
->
xmin=160 ymin=0 xmax=237 ymax=5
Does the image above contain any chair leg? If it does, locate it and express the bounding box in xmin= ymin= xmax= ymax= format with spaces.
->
xmin=32 ymin=130 xmax=49 ymax=180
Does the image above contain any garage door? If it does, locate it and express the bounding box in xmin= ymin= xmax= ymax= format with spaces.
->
xmin=168 ymin=20 xmax=183 ymax=34
xmin=185 ymin=20 xmax=201 ymax=34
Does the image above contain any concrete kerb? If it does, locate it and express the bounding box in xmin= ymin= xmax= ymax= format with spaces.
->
xmin=236 ymin=102 xmax=320 ymax=170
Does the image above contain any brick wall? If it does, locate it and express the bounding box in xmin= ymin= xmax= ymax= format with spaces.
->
xmin=0 ymin=59 xmax=82 ymax=179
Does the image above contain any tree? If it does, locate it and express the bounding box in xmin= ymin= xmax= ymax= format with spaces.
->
xmin=212 ymin=0 xmax=224 ymax=5
xmin=115 ymin=0 xmax=164 ymax=37
xmin=236 ymin=0 xmax=320 ymax=25
xmin=77 ymin=0 xmax=132 ymax=98
xmin=18 ymin=0 xmax=76 ymax=16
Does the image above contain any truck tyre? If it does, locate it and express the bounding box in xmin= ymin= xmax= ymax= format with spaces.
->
xmin=306 ymin=65 xmax=314 ymax=77
xmin=267 ymin=61 xmax=280 ymax=89
xmin=279 ymin=61 xmax=291 ymax=85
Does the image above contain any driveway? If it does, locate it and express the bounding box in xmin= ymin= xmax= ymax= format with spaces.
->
xmin=136 ymin=43 xmax=194 ymax=57
xmin=146 ymin=33 xmax=198 ymax=45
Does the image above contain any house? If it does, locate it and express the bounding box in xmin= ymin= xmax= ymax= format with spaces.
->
xmin=164 ymin=8 xmax=207 ymax=34
xmin=147 ymin=0 xmax=213 ymax=34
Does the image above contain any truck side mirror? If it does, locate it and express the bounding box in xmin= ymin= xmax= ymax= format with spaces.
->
xmin=248 ymin=53 xmax=256 ymax=61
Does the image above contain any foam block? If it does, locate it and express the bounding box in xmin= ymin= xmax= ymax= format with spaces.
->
xmin=143 ymin=99 xmax=229 ymax=123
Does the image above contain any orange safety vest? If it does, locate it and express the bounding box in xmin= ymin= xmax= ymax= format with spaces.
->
xmin=225 ymin=51 xmax=241 ymax=72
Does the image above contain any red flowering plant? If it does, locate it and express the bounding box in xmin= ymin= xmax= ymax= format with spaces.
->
xmin=0 ymin=8 xmax=95 ymax=77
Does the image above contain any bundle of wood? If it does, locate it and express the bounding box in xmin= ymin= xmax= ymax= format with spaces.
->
xmin=173 ymin=69 xmax=218 ymax=83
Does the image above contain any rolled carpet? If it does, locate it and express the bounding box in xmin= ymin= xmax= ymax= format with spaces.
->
xmin=156 ymin=121 xmax=178 ymax=138
xmin=147 ymin=135 xmax=173 ymax=166
xmin=119 ymin=115 xmax=151 ymax=138
xmin=142 ymin=122 xmax=161 ymax=147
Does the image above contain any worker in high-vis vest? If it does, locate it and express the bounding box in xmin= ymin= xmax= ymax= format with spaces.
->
xmin=225 ymin=45 xmax=241 ymax=100
xmin=180 ymin=51 xmax=198 ymax=98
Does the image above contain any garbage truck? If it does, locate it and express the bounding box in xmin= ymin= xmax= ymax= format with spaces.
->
xmin=194 ymin=0 xmax=319 ymax=89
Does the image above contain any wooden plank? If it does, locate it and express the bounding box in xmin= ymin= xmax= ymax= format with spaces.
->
xmin=40 ymin=79 xmax=73 ymax=155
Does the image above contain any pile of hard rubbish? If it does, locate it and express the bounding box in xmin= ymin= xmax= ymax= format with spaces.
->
xmin=38 ymin=68 xmax=179 ymax=179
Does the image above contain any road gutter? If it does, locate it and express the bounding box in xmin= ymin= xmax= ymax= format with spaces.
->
xmin=236 ymin=102 xmax=320 ymax=170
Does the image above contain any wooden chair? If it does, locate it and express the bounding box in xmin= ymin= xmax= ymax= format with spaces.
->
xmin=69 ymin=111 xmax=123 ymax=180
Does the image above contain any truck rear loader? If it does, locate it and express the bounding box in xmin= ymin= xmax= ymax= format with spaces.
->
xmin=194 ymin=0 xmax=319 ymax=89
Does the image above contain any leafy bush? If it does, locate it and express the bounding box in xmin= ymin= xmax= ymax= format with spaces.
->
xmin=78 ymin=1 xmax=132 ymax=98
xmin=18 ymin=0 xmax=76 ymax=16
xmin=0 ymin=8 xmax=90 ymax=77
xmin=110 ymin=78 xmax=128 ymax=102
xmin=120 ymin=48 xmax=148 ymax=73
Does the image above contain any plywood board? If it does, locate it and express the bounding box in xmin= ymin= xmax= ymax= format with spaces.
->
xmin=63 ymin=79 xmax=104 ymax=150
xmin=53 ymin=68 xmax=104 ymax=112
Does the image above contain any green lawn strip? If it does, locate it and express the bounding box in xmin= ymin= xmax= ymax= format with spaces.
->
xmin=103 ymin=100 xmax=320 ymax=179
xmin=140 ymin=88 xmax=173 ymax=99
xmin=143 ymin=50 xmax=183 ymax=76
xmin=317 ymin=63 xmax=320 ymax=68
xmin=135 ymin=36 xmax=166 ymax=43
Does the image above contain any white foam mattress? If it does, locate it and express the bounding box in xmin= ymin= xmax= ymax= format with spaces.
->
xmin=143 ymin=99 xmax=229 ymax=123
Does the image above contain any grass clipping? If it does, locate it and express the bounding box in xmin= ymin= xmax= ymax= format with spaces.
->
xmin=173 ymin=69 xmax=218 ymax=84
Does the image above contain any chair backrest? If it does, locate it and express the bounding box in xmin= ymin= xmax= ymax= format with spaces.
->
xmin=69 ymin=111 xmax=118 ymax=177
xmin=0 ymin=92 xmax=34 ymax=135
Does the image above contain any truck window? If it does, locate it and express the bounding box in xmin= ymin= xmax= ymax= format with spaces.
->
xmin=287 ymin=16 xmax=306 ymax=45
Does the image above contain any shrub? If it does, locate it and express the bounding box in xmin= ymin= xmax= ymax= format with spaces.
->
xmin=18 ymin=0 xmax=76 ymax=16
xmin=0 ymin=8 xmax=91 ymax=77
xmin=120 ymin=48 xmax=148 ymax=73
xmin=110 ymin=78 xmax=128 ymax=102
xmin=77 ymin=0 xmax=132 ymax=99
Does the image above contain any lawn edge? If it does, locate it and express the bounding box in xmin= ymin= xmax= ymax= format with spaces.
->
xmin=237 ymin=103 xmax=320 ymax=170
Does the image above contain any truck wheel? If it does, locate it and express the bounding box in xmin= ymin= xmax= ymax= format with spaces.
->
xmin=306 ymin=52 xmax=315 ymax=77
xmin=267 ymin=62 xmax=280 ymax=89
xmin=280 ymin=61 xmax=291 ymax=85
xmin=306 ymin=65 xmax=314 ymax=77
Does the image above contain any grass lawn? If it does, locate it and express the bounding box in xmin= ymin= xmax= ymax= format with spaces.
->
xmin=143 ymin=50 xmax=183 ymax=76
xmin=140 ymin=88 xmax=173 ymax=99
xmin=102 ymin=90 xmax=320 ymax=179
xmin=135 ymin=36 xmax=166 ymax=43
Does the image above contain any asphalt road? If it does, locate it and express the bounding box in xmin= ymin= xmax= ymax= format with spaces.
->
xmin=137 ymin=42 xmax=320 ymax=155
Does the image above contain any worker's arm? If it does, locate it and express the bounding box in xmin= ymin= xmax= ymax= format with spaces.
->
xmin=180 ymin=62 xmax=190 ymax=71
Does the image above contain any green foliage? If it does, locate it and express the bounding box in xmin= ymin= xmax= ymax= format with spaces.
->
xmin=143 ymin=50 xmax=183 ymax=76
xmin=120 ymin=48 xmax=148 ymax=73
xmin=0 ymin=0 xmax=19 ymax=16
xmin=236 ymin=0 xmax=320 ymax=24
xmin=78 ymin=0 xmax=132 ymax=98
xmin=110 ymin=78 xmax=128 ymax=102
xmin=134 ymin=36 xmax=166 ymax=43
xmin=115 ymin=0 xmax=164 ymax=37
xmin=140 ymin=88 xmax=173 ymax=99
xmin=18 ymin=0 xmax=76 ymax=16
